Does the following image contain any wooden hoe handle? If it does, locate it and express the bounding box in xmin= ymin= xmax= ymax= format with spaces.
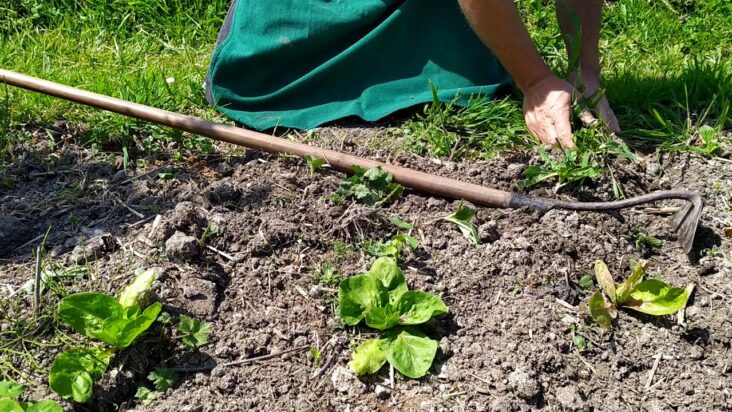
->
xmin=0 ymin=69 xmax=512 ymax=208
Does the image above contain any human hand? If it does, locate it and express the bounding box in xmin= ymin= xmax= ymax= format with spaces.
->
xmin=522 ymin=74 xmax=577 ymax=148
xmin=569 ymin=73 xmax=620 ymax=133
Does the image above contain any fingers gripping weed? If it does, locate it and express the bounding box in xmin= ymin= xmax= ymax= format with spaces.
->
xmin=338 ymin=257 xmax=448 ymax=379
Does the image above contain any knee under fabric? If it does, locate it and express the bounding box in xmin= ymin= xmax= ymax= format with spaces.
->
xmin=205 ymin=0 xmax=513 ymax=130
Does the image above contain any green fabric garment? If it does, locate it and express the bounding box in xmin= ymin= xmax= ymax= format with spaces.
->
xmin=206 ymin=0 xmax=513 ymax=130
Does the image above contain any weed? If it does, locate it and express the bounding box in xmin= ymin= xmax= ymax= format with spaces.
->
xmin=312 ymin=264 xmax=342 ymax=287
xmin=443 ymin=201 xmax=480 ymax=245
xmin=135 ymin=386 xmax=156 ymax=406
xmin=309 ymin=348 xmax=322 ymax=367
xmin=177 ymin=316 xmax=211 ymax=350
xmin=338 ymin=257 xmax=448 ymax=378
xmin=332 ymin=166 xmax=403 ymax=206
xmin=626 ymin=229 xmax=663 ymax=253
xmin=304 ymin=155 xmax=328 ymax=174
xmin=148 ymin=368 xmax=177 ymax=392
xmin=588 ymin=260 xmax=692 ymax=331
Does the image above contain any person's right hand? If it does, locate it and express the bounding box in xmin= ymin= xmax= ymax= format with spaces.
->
xmin=522 ymin=74 xmax=577 ymax=149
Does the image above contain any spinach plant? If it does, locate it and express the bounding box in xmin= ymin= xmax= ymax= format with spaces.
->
xmin=364 ymin=216 xmax=418 ymax=259
xmin=50 ymin=269 xmax=161 ymax=403
xmin=588 ymin=260 xmax=692 ymax=330
xmin=443 ymin=201 xmax=479 ymax=245
xmin=338 ymin=257 xmax=448 ymax=379
xmin=0 ymin=380 xmax=63 ymax=412
xmin=333 ymin=166 xmax=404 ymax=206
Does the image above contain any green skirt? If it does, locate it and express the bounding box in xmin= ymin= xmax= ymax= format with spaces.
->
xmin=206 ymin=0 xmax=512 ymax=130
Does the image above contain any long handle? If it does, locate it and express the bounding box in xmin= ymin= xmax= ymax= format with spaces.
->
xmin=0 ymin=69 xmax=512 ymax=208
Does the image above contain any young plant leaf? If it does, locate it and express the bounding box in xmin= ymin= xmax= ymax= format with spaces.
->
xmin=135 ymin=386 xmax=155 ymax=406
xmin=382 ymin=329 xmax=438 ymax=379
xmin=178 ymin=316 xmax=211 ymax=349
xmin=0 ymin=380 xmax=24 ymax=399
xmin=0 ymin=400 xmax=23 ymax=412
xmin=148 ymin=368 xmax=177 ymax=392
xmin=49 ymin=348 xmax=114 ymax=403
xmin=115 ymin=302 xmax=163 ymax=349
xmin=615 ymin=260 xmax=646 ymax=305
xmin=589 ymin=290 xmax=613 ymax=331
xmin=118 ymin=268 xmax=158 ymax=308
xmin=594 ymin=260 xmax=616 ymax=305
xmin=338 ymin=275 xmax=385 ymax=325
xmin=364 ymin=304 xmax=400 ymax=331
xmin=26 ymin=401 xmax=64 ymax=412
xmin=366 ymin=257 xmax=408 ymax=303
xmin=349 ymin=339 xmax=387 ymax=376
xmin=57 ymin=293 xmax=124 ymax=345
xmin=304 ymin=155 xmax=328 ymax=174
xmin=389 ymin=216 xmax=413 ymax=231
xmin=623 ymin=279 xmax=690 ymax=316
xmin=396 ymin=291 xmax=448 ymax=325
xmin=443 ymin=201 xmax=479 ymax=245
xmin=578 ymin=275 xmax=594 ymax=290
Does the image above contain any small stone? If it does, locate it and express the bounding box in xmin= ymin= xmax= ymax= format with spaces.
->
xmin=331 ymin=366 xmax=355 ymax=393
xmin=374 ymin=384 xmax=390 ymax=399
xmin=479 ymin=221 xmax=500 ymax=243
xmin=555 ymin=386 xmax=584 ymax=411
xmin=689 ymin=346 xmax=704 ymax=360
xmin=437 ymin=363 xmax=451 ymax=380
xmin=70 ymin=234 xmax=116 ymax=263
xmin=165 ymin=231 xmax=200 ymax=261
xmin=508 ymin=367 xmax=541 ymax=400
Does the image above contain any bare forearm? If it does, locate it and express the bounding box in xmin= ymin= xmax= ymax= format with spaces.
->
xmin=556 ymin=0 xmax=602 ymax=79
xmin=458 ymin=0 xmax=551 ymax=92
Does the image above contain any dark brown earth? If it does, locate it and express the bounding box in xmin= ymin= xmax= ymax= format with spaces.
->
xmin=0 ymin=125 xmax=730 ymax=411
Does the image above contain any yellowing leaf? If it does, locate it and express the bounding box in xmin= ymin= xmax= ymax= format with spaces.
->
xmin=623 ymin=279 xmax=690 ymax=316
xmin=589 ymin=290 xmax=613 ymax=331
xmin=615 ymin=260 xmax=646 ymax=305
xmin=118 ymin=269 xmax=159 ymax=308
xmin=349 ymin=339 xmax=387 ymax=375
xmin=594 ymin=260 xmax=616 ymax=305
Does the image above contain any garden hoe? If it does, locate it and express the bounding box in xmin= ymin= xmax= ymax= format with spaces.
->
xmin=0 ymin=69 xmax=703 ymax=253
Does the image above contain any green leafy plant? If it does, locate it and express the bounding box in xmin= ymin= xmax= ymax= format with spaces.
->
xmin=443 ymin=201 xmax=479 ymax=245
xmin=50 ymin=269 xmax=160 ymax=403
xmin=178 ymin=316 xmax=211 ymax=349
xmin=519 ymin=147 xmax=603 ymax=192
xmin=578 ymin=274 xmax=594 ymax=290
xmin=304 ymin=155 xmax=328 ymax=174
xmin=148 ymin=368 xmax=177 ymax=392
xmin=135 ymin=386 xmax=155 ymax=406
xmin=338 ymin=257 xmax=448 ymax=378
xmin=312 ymin=263 xmax=342 ymax=287
xmin=333 ymin=166 xmax=404 ymax=206
xmin=0 ymin=380 xmax=63 ymax=412
xmin=627 ymin=229 xmax=663 ymax=253
xmin=588 ymin=260 xmax=692 ymax=331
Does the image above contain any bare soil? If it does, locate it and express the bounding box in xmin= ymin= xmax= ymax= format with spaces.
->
xmin=1 ymin=125 xmax=730 ymax=411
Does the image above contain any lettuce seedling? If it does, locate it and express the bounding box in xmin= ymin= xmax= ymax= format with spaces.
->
xmin=0 ymin=380 xmax=63 ymax=412
xmin=443 ymin=201 xmax=479 ymax=245
xmin=333 ymin=166 xmax=404 ymax=206
xmin=338 ymin=257 xmax=447 ymax=378
xmin=588 ymin=260 xmax=692 ymax=330
xmin=50 ymin=269 xmax=161 ymax=403
xmin=304 ymin=155 xmax=328 ymax=174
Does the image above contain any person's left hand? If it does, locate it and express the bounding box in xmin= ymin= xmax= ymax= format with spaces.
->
xmin=570 ymin=73 xmax=620 ymax=133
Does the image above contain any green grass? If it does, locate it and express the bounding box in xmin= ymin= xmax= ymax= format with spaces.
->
xmin=0 ymin=0 xmax=730 ymax=190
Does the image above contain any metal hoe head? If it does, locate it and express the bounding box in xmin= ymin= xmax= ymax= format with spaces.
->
xmin=670 ymin=194 xmax=704 ymax=254
xmin=522 ymin=190 xmax=705 ymax=254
